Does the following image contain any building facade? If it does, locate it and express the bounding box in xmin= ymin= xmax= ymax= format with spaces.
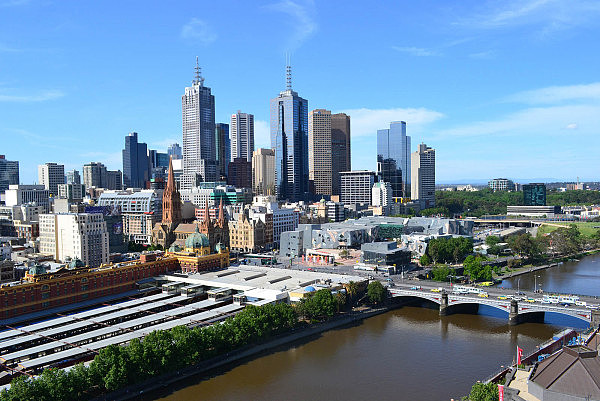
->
xmin=66 ymin=169 xmax=81 ymax=185
xmin=38 ymin=162 xmax=65 ymax=197
xmin=308 ymin=109 xmax=332 ymax=196
xmin=229 ymin=211 xmax=266 ymax=253
xmin=340 ymin=171 xmax=376 ymax=206
xmin=152 ymin=158 xmax=183 ymax=249
xmin=411 ymin=143 xmax=436 ymax=209
xmin=230 ymin=111 xmax=254 ymax=163
xmin=0 ymin=155 xmax=19 ymax=192
xmin=179 ymin=184 xmax=251 ymax=208
xmin=57 ymin=183 xmax=85 ymax=202
xmin=331 ymin=113 xmax=351 ymax=196
xmin=181 ymin=59 xmax=217 ymax=189
xmin=167 ymin=143 xmax=182 ymax=160
xmin=270 ymin=66 xmax=309 ymax=201
xmin=227 ymin=158 xmax=252 ymax=189
xmin=122 ymin=132 xmax=149 ymax=189
xmin=488 ymin=178 xmax=515 ymax=192
xmin=523 ymin=183 xmax=547 ymax=206
xmin=4 ymin=185 xmax=50 ymax=213
xmin=372 ymin=181 xmax=393 ymax=208
xmin=377 ymin=121 xmax=411 ymax=199
xmin=215 ymin=123 xmax=230 ymax=180
xmin=252 ymin=148 xmax=275 ymax=196
xmin=39 ymin=213 xmax=109 ymax=268
xmin=97 ymin=189 xmax=162 ymax=244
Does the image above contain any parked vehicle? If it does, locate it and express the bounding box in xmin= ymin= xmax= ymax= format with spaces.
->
xmin=430 ymin=287 xmax=442 ymax=293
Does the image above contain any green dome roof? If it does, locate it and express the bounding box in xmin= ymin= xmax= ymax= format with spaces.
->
xmin=69 ymin=258 xmax=85 ymax=269
xmin=185 ymin=226 xmax=210 ymax=249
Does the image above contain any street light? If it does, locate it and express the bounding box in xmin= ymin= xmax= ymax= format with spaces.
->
xmin=534 ymin=275 xmax=540 ymax=293
xmin=517 ymin=278 xmax=521 ymax=295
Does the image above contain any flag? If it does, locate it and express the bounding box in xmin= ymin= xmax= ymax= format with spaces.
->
xmin=498 ymin=384 xmax=504 ymax=401
xmin=517 ymin=346 xmax=523 ymax=365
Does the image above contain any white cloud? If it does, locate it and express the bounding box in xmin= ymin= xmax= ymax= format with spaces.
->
xmin=254 ymin=120 xmax=271 ymax=149
xmin=150 ymin=137 xmax=180 ymax=151
xmin=469 ymin=50 xmax=495 ymax=59
xmin=505 ymin=82 xmax=600 ymax=104
xmin=565 ymin=123 xmax=578 ymax=130
xmin=181 ymin=18 xmax=217 ymax=45
xmin=0 ymin=89 xmax=64 ymax=102
xmin=266 ymin=0 xmax=316 ymax=51
xmin=336 ymin=107 xmax=444 ymax=138
xmin=392 ymin=46 xmax=438 ymax=57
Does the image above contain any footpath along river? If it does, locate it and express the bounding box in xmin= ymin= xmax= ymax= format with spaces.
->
xmin=155 ymin=254 xmax=599 ymax=401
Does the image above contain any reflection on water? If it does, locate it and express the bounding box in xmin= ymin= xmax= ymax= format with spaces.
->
xmin=155 ymin=255 xmax=599 ymax=401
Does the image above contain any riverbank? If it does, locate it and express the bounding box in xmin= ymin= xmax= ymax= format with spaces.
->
xmin=96 ymin=305 xmax=391 ymax=401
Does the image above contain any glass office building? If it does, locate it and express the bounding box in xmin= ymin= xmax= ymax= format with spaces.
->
xmin=523 ymin=183 xmax=546 ymax=206
xmin=377 ymin=121 xmax=411 ymax=199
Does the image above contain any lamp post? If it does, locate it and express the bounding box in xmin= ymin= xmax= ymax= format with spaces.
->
xmin=517 ymin=278 xmax=521 ymax=295
xmin=534 ymin=275 xmax=540 ymax=293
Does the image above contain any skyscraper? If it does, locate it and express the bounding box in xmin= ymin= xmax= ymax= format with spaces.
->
xmin=411 ymin=143 xmax=436 ymax=209
xmin=230 ymin=111 xmax=254 ymax=163
xmin=38 ymin=162 xmax=65 ymax=197
xmin=331 ymin=113 xmax=351 ymax=196
xmin=252 ymin=148 xmax=275 ymax=196
xmin=0 ymin=155 xmax=19 ymax=192
xmin=308 ymin=109 xmax=332 ymax=196
xmin=215 ymin=123 xmax=230 ymax=180
xmin=122 ymin=132 xmax=149 ymax=188
xmin=83 ymin=162 xmax=107 ymax=188
xmin=167 ymin=143 xmax=182 ymax=160
xmin=181 ymin=58 xmax=217 ymax=189
xmin=66 ymin=169 xmax=81 ymax=185
xmin=270 ymin=64 xmax=309 ymax=201
xmin=377 ymin=121 xmax=411 ymax=199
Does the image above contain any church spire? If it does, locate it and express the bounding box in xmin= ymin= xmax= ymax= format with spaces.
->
xmin=161 ymin=156 xmax=181 ymax=225
xmin=218 ymin=198 xmax=225 ymax=223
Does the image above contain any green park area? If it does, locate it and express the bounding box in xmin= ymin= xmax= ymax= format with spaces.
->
xmin=537 ymin=222 xmax=600 ymax=238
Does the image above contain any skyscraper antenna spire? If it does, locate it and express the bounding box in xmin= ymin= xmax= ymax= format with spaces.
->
xmin=194 ymin=56 xmax=204 ymax=86
xmin=286 ymin=53 xmax=292 ymax=90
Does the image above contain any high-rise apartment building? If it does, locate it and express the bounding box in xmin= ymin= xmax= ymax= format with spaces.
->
xmin=66 ymin=169 xmax=81 ymax=185
xmin=252 ymin=148 xmax=275 ymax=196
xmin=83 ymin=162 xmax=122 ymax=190
xmin=122 ymin=132 xmax=149 ymax=188
xmin=411 ymin=143 xmax=436 ymax=209
xmin=39 ymin=213 xmax=109 ymax=268
xmin=331 ymin=113 xmax=351 ymax=196
xmin=215 ymin=123 xmax=230 ymax=180
xmin=377 ymin=121 xmax=411 ymax=199
xmin=309 ymin=109 xmax=332 ymax=196
xmin=270 ymin=65 xmax=309 ymax=201
xmin=181 ymin=59 xmax=217 ymax=189
xmin=340 ymin=170 xmax=376 ymax=206
xmin=57 ymin=183 xmax=86 ymax=202
xmin=372 ymin=181 xmax=392 ymax=208
xmin=0 ymin=155 xmax=19 ymax=192
xmin=38 ymin=162 xmax=65 ymax=197
xmin=167 ymin=143 xmax=182 ymax=160
xmin=230 ymin=111 xmax=254 ymax=163
xmin=488 ymin=178 xmax=515 ymax=192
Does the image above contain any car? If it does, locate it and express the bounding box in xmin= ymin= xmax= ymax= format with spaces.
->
xmin=497 ymin=295 xmax=508 ymax=300
xmin=515 ymin=291 xmax=525 ymax=296
xmin=526 ymin=298 xmax=536 ymax=303
xmin=410 ymin=286 xmax=421 ymax=290
xmin=478 ymin=292 xmax=489 ymax=298
xmin=307 ymin=268 xmax=314 ymax=271
xmin=430 ymin=287 xmax=442 ymax=293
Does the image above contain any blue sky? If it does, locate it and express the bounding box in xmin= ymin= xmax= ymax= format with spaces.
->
xmin=1 ymin=0 xmax=599 ymax=184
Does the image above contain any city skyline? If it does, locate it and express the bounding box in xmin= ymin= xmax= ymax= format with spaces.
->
xmin=1 ymin=1 xmax=599 ymax=184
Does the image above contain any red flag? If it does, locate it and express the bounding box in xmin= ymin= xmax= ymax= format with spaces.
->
xmin=498 ymin=384 xmax=504 ymax=401
xmin=517 ymin=346 xmax=523 ymax=365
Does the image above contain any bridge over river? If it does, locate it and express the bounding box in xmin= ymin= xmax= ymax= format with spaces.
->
xmin=388 ymin=287 xmax=600 ymax=326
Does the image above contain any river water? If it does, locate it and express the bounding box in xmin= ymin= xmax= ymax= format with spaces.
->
xmin=156 ymin=254 xmax=599 ymax=401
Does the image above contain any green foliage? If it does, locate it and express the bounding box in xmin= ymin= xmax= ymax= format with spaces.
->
xmin=485 ymin=235 xmax=500 ymax=246
xmin=297 ymin=289 xmax=337 ymax=322
xmin=463 ymin=255 xmax=492 ymax=282
xmin=426 ymin=237 xmax=473 ymax=264
xmin=431 ymin=265 xmax=452 ymax=282
xmin=420 ymin=206 xmax=450 ymax=217
xmin=367 ymin=281 xmax=386 ymax=304
xmin=463 ymin=382 xmax=499 ymax=401
xmin=507 ymin=233 xmax=549 ymax=260
xmin=0 ymin=303 xmax=299 ymax=401
xmin=127 ymin=241 xmax=146 ymax=252
xmin=419 ymin=254 xmax=432 ymax=266
xmin=487 ymin=244 xmax=503 ymax=255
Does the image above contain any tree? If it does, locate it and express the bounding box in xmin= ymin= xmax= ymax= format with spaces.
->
xmin=339 ymin=249 xmax=349 ymax=259
xmin=431 ymin=265 xmax=451 ymax=281
xmin=463 ymin=256 xmax=492 ymax=282
xmin=485 ymin=235 xmax=500 ymax=246
xmin=419 ymin=254 xmax=432 ymax=266
xmin=463 ymin=382 xmax=499 ymax=401
xmin=297 ymin=289 xmax=337 ymax=322
xmin=367 ymin=281 xmax=386 ymax=304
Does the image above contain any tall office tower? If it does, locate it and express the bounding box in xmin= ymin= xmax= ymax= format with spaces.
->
xmin=523 ymin=183 xmax=546 ymax=206
xmin=0 ymin=155 xmax=19 ymax=192
xmin=148 ymin=150 xmax=169 ymax=169
xmin=105 ymin=170 xmax=123 ymax=190
xmin=83 ymin=162 xmax=107 ymax=188
xmin=270 ymin=64 xmax=309 ymax=201
xmin=377 ymin=121 xmax=411 ymax=199
xmin=181 ymin=58 xmax=217 ymax=189
xmin=37 ymin=162 xmax=65 ymax=197
xmin=411 ymin=143 xmax=436 ymax=209
xmin=252 ymin=148 xmax=275 ymax=196
xmin=227 ymin=158 xmax=252 ymax=189
xmin=215 ymin=123 xmax=230 ymax=180
xmin=340 ymin=170 xmax=376 ymax=206
xmin=308 ymin=109 xmax=332 ymax=196
xmin=122 ymin=132 xmax=150 ymax=188
xmin=230 ymin=111 xmax=254 ymax=163
xmin=167 ymin=143 xmax=182 ymax=160
xmin=66 ymin=169 xmax=81 ymax=185
xmin=331 ymin=113 xmax=351 ymax=196
xmin=39 ymin=213 xmax=109 ymax=268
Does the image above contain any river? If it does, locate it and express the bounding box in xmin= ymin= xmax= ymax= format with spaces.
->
xmin=155 ymin=254 xmax=599 ymax=401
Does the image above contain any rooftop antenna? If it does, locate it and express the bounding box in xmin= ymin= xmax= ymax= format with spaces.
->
xmin=194 ymin=56 xmax=204 ymax=86
xmin=286 ymin=53 xmax=292 ymax=90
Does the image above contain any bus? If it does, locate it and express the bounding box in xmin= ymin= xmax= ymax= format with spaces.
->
xmin=453 ymin=285 xmax=484 ymax=295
